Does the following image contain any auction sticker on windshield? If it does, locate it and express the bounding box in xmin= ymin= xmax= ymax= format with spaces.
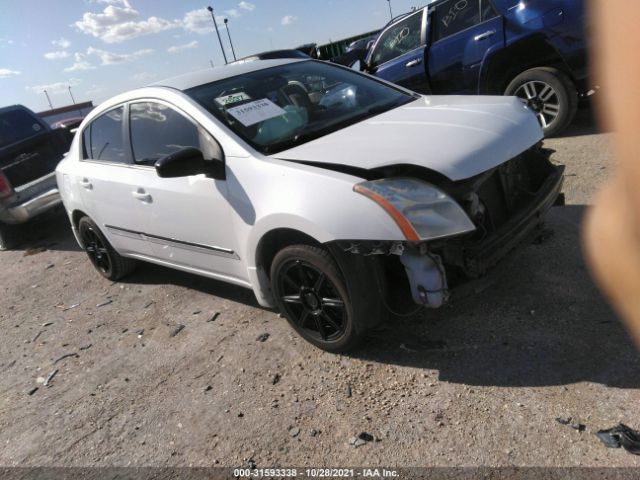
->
xmin=215 ymin=92 xmax=251 ymax=106
xmin=227 ymin=98 xmax=287 ymax=126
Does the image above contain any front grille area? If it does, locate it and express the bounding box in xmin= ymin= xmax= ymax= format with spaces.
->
xmin=433 ymin=147 xmax=563 ymax=281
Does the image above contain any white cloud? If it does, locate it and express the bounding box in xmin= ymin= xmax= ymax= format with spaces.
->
xmin=44 ymin=51 xmax=70 ymax=60
xmin=75 ymin=2 xmax=178 ymax=43
xmin=281 ymin=15 xmax=296 ymax=26
xmin=182 ymin=8 xmax=222 ymax=34
xmin=26 ymin=78 xmax=81 ymax=94
xmin=131 ymin=72 xmax=156 ymax=82
xmin=52 ymin=37 xmax=71 ymax=49
xmin=238 ymin=1 xmax=255 ymax=11
xmin=225 ymin=9 xmax=240 ymax=18
xmin=167 ymin=40 xmax=198 ymax=53
xmin=0 ymin=68 xmax=20 ymax=78
xmin=64 ymin=52 xmax=96 ymax=72
xmin=87 ymin=46 xmax=153 ymax=65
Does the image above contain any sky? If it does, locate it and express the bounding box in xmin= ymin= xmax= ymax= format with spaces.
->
xmin=0 ymin=0 xmax=424 ymax=112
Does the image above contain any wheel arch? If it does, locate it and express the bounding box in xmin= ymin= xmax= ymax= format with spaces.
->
xmin=479 ymin=35 xmax=574 ymax=95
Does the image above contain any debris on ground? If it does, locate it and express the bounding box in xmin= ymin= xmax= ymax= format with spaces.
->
xmin=571 ymin=423 xmax=586 ymax=432
xmin=208 ymin=312 xmax=221 ymax=322
xmin=143 ymin=301 xmax=154 ymax=309
xmin=53 ymin=353 xmax=78 ymax=364
xmin=43 ymin=369 xmax=58 ymax=387
xmin=204 ymin=386 xmax=213 ymax=392
xmin=79 ymin=344 xmax=92 ymax=351
xmin=32 ymin=331 xmax=43 ymax=343
xmin=42 ymin=322 xmax=53 ymax=327
xmin=345 ymin=383 xmax=352 ymax=398
xmin=310 ymin=429 xmax=319 ymax=437
xmin=62 ymin=303 xmax=80 ymax=312
xmin=27 ymin=387 xmax=39 ymax=395
xmin=271 ymin=373 xmax=281 ymax=385
xmin=556 ymin=417 xmax=572 ymax=425
xmin=349 ymin=432 xmax=374 ymax=447
xmin=596 ymin=424 xmax=640 ymax=455
xmin=45 ymin=264 xmax=55 ymax=270
xmin=169 ymin=325 xmax=185 ymax=338
xmin=24 ymin=247 xmax=47 ymax=256
xmin=96 ymin=300 xmax=113 ymax=308
xmin=289 ymin=427 xmax=300 ymax=437
xmin=256 ymin=333 xmax=270 ymax=342
xmin=192 ymin=310 xmax=202 ymax=315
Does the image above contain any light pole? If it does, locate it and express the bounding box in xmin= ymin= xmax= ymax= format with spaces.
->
xmin=207 ymin=5 xmax=228 ymax=65
xmin=68 ymin=85 xmax=76 ymax=104
xmin=386 ymin=0 xmax=393 ymax=20
xmin=224 ymin=18 xmax=237 ymax=61
xmin=43 ymin=89 xmax=53 ymax=110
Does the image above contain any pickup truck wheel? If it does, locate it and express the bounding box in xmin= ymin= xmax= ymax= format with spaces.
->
xmin=78 ymin=217 xmax=136 ymax=280
xmin=0 ymin=223 xmax=20 ymax=251
xmin=270 ymin=245 xmax=363 ymax=353
xmin=505 ymin=67 xmax=578 ymax=137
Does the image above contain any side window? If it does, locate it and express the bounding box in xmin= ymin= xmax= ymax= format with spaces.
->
xmin=129 ymin=102 xmax=200 ymax=166
xmin=83 ymin=106 xmax=126 ymax=163
xmin=129 ymin=102 xmax=222 ymax=166
xmin=480 ymin=0 xmax=498 ymax=22
xmin=433 ymin=0 xmax=481 ymax=42
xmin=371 ymin=11 xmax=424 ymax=66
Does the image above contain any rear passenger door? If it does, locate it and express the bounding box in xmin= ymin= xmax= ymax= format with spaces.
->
xmin=77 ymin=105 xmax=153 ymax=256
xmin=368 ymin=9 xmax=430 ymax=93
xmin=427 ymin=0 xmax=505 ymax=94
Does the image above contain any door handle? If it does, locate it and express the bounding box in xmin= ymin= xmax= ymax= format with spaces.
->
xmin=132 ymin=189 xmax=152 ymax=202
xmin=79 ymin=178 xmax=93 ymax=190
xmin=405 ymin=58 xmax=422 ymax=68
xmin=474 ymin=30 xmax=497 ymax=41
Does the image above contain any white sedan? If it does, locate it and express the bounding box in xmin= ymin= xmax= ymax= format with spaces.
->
xmin=55 ymin=58 xmax=564 ymax=352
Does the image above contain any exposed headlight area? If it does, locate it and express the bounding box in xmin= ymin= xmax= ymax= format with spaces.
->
xmin=353 ymin=178 xmax=476 ymax=242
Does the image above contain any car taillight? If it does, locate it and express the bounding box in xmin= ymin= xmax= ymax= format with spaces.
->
xmin=0 ymin=171 xmax=14 ymax=200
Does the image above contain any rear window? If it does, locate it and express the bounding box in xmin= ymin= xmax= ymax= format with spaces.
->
xmin=0 ymin=109 xmax=46 ymax=149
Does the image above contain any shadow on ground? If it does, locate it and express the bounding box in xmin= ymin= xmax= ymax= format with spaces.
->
xmin=8 ymin=207 xmax=81 ymax=253
xmin=557 ymin=104 xmax=604 ymax=138
xmin=355 ymin=205 xmax=640 ymax=389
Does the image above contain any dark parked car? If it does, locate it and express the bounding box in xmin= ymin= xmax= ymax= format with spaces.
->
xmin=360 ymin=0 xmax=588 ymax=136
xmin=230 ymin=49 xmax=310 ymax=65
xmin=0 ymin=105 xmax=69 ymax=249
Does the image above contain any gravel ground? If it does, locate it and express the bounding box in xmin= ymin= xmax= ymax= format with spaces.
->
xmin=1 ymin=107 xmax=639 ymax=469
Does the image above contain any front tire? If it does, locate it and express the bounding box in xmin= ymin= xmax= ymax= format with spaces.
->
xmin=78 ymin=217 xmax=136 ymax=280
xmin=270 ymin=245 xmax=362 ymax=352
xmin=505 ymin=67 xmax=578 ymax=137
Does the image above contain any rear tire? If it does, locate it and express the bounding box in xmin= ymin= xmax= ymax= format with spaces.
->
xmin=0 ymin=223 xmax=20 ymax=251
xmin=505 ymin=67 xmax=578 ymax=137
xmin=78 ymin=217 xmax=136 ymax=280
xmin=271 ymin=245 xmax=365 ymax=352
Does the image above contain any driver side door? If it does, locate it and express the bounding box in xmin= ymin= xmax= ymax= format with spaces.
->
xmin=126 ymin=101 xmax=244 ymax=281
xmin=368 ymin=8 xmax=429 ymax=94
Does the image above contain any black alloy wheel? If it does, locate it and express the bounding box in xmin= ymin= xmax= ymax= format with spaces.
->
xmin=271 ymin=245 xmax=362 ymax=352
xmin=80 ymin=221 xmax=112 ymax=275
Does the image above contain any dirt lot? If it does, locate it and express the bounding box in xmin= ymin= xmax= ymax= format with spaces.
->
xmin=1 ymin=107 xmax=639 ymax=469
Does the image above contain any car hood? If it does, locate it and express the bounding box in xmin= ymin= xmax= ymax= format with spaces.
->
xmin=274 ymin=95 xmax=543 ymax=181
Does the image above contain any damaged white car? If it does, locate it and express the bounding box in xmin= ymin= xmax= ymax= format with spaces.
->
xmin=56 ymin=59 xmax=564 ymax=352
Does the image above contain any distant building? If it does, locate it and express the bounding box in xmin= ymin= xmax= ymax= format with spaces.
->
xmin=37 ymin=101 xmax=94 ymax=126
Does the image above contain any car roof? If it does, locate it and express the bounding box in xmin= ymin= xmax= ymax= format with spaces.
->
xmin=152 ymin=58 xmax=308 ymax=91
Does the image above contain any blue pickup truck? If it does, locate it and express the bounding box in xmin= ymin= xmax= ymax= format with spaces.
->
xmin=360 ymin=0 xmax=588 ymax=136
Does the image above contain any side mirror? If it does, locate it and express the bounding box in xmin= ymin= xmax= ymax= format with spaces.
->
xmin=155 ymin=147 xmax=225 ymax=180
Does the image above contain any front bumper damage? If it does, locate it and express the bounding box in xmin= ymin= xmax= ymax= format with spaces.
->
xmin=336 ymin=147 xmax=565 ymax=309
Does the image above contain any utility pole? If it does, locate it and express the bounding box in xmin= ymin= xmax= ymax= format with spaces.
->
xmin=43 ymin=89 xmax=53 ymax=110
xmin=224 ymin=18 xmax=237 ymax=61
xmin=386 ymin=0 xmax=393 ymax=20
xmin=207 ymin=5 xmax=228 ymax=65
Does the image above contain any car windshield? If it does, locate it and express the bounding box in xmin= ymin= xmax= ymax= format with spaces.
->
xmin=185 ymin=60 xmax=416 ymax=154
